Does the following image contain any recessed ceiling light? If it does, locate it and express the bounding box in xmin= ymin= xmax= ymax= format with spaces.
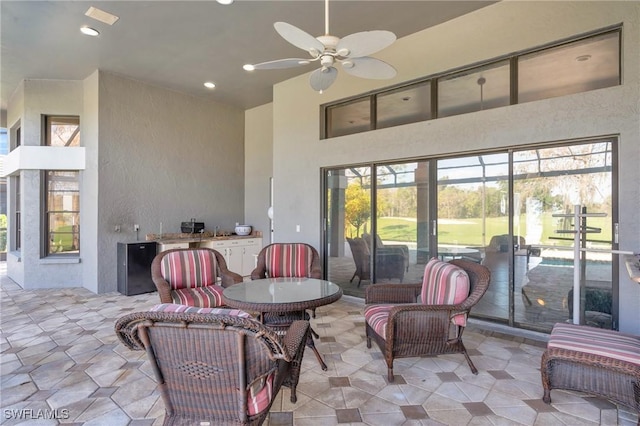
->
xmin=216 ymin=0 xmax=234 ymax=4
xmin=243 ymin=64 xmax=255 ymax=71
xmin=80 ymin=26 xmax=100 ymax=36
xmin=576 ymin=54 xmax=592 ymax=62
xmin=204 ymin=82 xmax=216 ymax=89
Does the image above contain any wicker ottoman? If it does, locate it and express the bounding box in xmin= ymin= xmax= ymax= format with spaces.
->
xmin=541 ymin=323 xmax=640 ymax=421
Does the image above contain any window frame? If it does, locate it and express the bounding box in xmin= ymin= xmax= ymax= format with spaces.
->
xmin=43 ymin=115 xmax=80 ymax=147
xmin=322 ymin=25 xmax=621 ymax=139
xmin=42 ymin=170 xmax=80 ymax=257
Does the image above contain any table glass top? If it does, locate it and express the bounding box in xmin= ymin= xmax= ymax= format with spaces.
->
xmin=223 ymin=278 xmax=341 ymax=304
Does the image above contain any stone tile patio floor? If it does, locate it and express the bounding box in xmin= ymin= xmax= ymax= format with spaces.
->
xmin=1 ymin=264 xmax=637 ymax=425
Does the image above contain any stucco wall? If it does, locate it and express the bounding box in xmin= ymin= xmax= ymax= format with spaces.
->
xmin=268 ymin=2 xmax=640 ymax=333
xmin=8 ymin=80 xmax=85 ymax=289
xmin=96 ymin=72 xmax=245 ymax=293
xmin=244 ymin=103 xmax=273 ymax=245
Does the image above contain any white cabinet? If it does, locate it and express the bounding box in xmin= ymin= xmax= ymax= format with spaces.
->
xmin=201 ymin=238 xmax=262 ymax=276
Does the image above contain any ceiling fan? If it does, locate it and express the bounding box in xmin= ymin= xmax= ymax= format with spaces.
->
xmin=243 ymin=0 xmax=397 ymax=92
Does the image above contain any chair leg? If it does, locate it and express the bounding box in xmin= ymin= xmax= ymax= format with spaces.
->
xmin=462 ymin=349 xmax=478 ymax=375
xmin=350 ymin=272 xmax=356 ymax=283
xmin=542 ymin=388 xmax=551 ymax=404
xmin=387 ymin=367 xmax=394 ymax=382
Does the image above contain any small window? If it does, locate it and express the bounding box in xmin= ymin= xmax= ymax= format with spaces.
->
xmin=518 ymin=31 xmax=620 ymax=103
xmin=376 ymin=82 xmax=432 ymax=129
xmin=437 ymin=60 xmax=511 ymax=118
xmin=11 ymin=124 xmax=21 ymax=150
xmin=327 ymin=98 xmax=371 ymax=138
xmin=44 ymin=171 xmax=80 ymax=255
xmin=45 ymin=116 xmax=80 ymax=147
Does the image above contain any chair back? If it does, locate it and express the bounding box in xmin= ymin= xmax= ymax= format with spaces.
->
xmin=263 ymin=243 xmax=318 ymax=278
xmin=115 ymin=311 xmax=291 ymax=424
xmin=160 ymin=248 xmax=218 ymax=289
xmin=347 ymin=237 xmax=370 ymax=271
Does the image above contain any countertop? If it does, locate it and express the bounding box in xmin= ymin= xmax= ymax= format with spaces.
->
xmin=146 ymin=232 xmax=261 ymax=244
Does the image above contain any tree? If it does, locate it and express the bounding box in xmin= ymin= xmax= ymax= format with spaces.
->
xmin=345 ymin=182 xmax=370 ymax=237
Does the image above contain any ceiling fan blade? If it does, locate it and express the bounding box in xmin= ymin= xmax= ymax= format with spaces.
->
xmin=274 ymin=22 xmax=325 ymax=55
xmin=336 ymin=30 xmax=396 ymax=58
xmin=341 ymin=57 xmax=397 ymax=79
xmin=310 ymin=67 xmax=338 ymax=91
xmin=251 ymin=58 xmax=313 ymax=70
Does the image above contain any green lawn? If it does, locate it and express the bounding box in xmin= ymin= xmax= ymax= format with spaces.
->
xmin=351 ymin=214 xmax=612 ymax=247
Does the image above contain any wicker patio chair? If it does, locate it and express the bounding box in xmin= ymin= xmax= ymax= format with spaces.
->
xmin=251 ymin=242 xmax=322 ymax=317
xmin=362 ymin=233 xmax=410 ymax=272
xmin=364 ymin=258 xmax=490 ymax=382
xmin=152 ymin=248 xmax=243 ymax=308
xmin=115 ymin=310 xmax=310 ymax=426
xmin=347 ymin=237 xmax=405 ymax=287
xmin=541 ymin=322 xmax=640 ymax=423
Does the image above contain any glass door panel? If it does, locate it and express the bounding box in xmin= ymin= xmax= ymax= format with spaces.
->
xmin=436 ymin=153 xmax=510 ymax=322
xmin=373 ymin=161 xmax=431 ymax=285
xmin=514 ymin=141 xmax=614 ymax=331
xmin=325 ymin=167 xmax=372 ymax=298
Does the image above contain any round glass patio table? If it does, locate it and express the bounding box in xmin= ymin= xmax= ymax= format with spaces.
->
xmin=223 ymin=277 xmax=343 ymax=370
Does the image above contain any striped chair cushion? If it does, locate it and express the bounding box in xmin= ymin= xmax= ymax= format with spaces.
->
xmin=149 ymin=303 xmax=250 ymax=317
xmin=265 ymin=244 xmax=313 ymax=278
xmin=421 ymin=258 xmax=470 ymax=326
xmin=364 ymin=304 xmax=394 ymax=338
xmin=548 ymin=323 xmax=640 ymax=366
xmin=247 ymin=372 xmax=275 ymax=415
xmin=170 ymin=286 xmax=224 ymax=308
xmin=160 ymin=249 xmax=218 ymax=290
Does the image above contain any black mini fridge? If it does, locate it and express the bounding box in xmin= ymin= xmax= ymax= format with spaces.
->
xmin=117 ymin=242 xmax=157 ymax=296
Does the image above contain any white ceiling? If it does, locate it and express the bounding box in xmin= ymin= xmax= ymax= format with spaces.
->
xmin=1 ymin=1 xmax=495 ymax=112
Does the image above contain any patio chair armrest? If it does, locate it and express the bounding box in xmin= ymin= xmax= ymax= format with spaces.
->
xmin=220 ymin=270 xmax=244 ymax=287
xmin=281 ymin=320 xmax=310 ymax=361
xmin=389 ymin=303 xmax=467 ymax=316
xmin=365 ymin=283 xmax=421 ymax=304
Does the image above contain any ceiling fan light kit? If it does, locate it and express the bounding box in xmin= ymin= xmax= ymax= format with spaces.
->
xmin=243 ymin=0 xmax=397 ymax=92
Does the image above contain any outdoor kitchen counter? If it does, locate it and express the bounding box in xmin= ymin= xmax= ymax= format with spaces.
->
xmin=146 ymin=233 xmax=261 ymax=244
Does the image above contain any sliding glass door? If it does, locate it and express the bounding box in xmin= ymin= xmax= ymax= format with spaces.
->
xmin=325 ymin=167 xmax=372 ymax=297
xmin=436 ymin=154 xmax=510 ymax=322
xmin=513 ymin=141 xmax=615 ymax=331
xmin=322 ymin=138 xmax=617 ymax=332
xmin=374 ymin=161 xmax=431 ymax=285
xmin=324 ymin=162 xmax=433 ymax=297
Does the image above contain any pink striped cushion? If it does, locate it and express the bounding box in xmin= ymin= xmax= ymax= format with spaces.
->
xmin=421 ymin=258 xmax=470 ymax=326
xmin=160 ymin=250 xmax=218 ymax=290
xmin=548 ymin=323 xmax=640 ymax=366
xmin=149 ymin=303 xmax=250 ymax=317
xmin=265 ymin=244 xmax=313 ymax=278
xmin=364 ymin=304 xmax=394 ymax=338
xmin=248 ymin=372 xmax=275 ymax=415
xmin=170 ymin=286 xmax=224 ymax=308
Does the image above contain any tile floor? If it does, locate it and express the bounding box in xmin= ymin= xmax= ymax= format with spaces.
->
xmin=1 ymin=264 xmax=637 ymax=425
